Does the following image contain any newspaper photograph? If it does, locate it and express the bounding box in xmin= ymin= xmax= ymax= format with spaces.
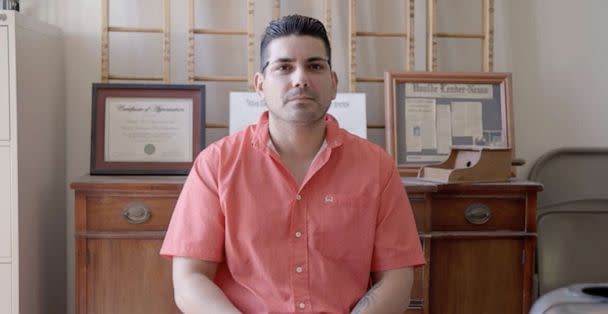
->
xmin=405 ymin=98 xmax=436 ymax=153
xmin=436 ymin=104 xmax=452 ymax=154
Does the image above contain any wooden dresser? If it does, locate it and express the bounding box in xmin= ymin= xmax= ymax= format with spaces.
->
xmin=71 ymin=176 xmax=541 ymax=314
xmin=405 ymin=178 xmax=542 ymax=314
xmin=72 ymin=176 xmax=184 ymax=314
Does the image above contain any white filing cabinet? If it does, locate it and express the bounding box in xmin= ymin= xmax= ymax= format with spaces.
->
xmin=0 ymin=10 xmax=65 ymax=314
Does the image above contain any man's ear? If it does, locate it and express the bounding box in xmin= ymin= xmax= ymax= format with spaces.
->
xmin=331 ymin=70 xmax=339 ymax=98
xmin=254 ymin=72 xmax=265 ymax=99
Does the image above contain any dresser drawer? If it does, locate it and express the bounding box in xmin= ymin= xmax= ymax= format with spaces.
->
xmin=86 ymin=195 xmax=177 ymax=231
xmin=430 ymin=196 xmax=526 ymax=231
xmin=409 ymin=196 xmax=427 ymax=232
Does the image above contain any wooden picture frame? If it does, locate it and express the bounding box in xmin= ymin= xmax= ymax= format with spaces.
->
xmin=384 ymin=72 xmax=513 ymax=176
xmin=91 ymin=83 xmax=205 ymax=175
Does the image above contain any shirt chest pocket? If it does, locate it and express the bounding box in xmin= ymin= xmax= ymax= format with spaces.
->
xmin=309 ymin=194 xmax=377 ymax=261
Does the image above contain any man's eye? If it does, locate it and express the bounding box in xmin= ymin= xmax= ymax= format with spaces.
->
xmin=309 ymin=63 xmax=326 ymax=71
xmin=274 ymin=64 xmax=292 ymax=72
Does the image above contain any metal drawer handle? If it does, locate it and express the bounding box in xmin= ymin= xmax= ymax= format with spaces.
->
xmin=464 ymin=203 xmax=492 ymax=225
xmin=122 ymin=203 xmax=151 ymax=224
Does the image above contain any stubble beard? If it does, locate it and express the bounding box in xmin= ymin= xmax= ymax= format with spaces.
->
xmin=297 ymin=100 xmax=329 ymax=120
xmin=269 ymin=101 xmax=330 ymax=128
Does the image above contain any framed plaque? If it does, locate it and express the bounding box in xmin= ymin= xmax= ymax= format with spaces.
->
xmin=90 ymin=83 xmax=205 ymax=175
xmin=384 ymin=72 xmax=513 ymax=176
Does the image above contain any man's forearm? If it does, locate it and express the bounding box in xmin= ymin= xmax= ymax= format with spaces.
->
xmin=351 ymin=267 xmax=414 ymax=314
xmin=174 ymin=272 xmax=242 ymax=314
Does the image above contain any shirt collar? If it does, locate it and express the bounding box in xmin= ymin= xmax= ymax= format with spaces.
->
xmin=251 ymin=111 xmax=344 ymax=151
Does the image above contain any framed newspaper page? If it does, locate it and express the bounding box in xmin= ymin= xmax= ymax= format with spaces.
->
xmin=384 ymin=72 xmax=513 ymax=176
xmin=90 ymin=83 xmax=205 ymax=175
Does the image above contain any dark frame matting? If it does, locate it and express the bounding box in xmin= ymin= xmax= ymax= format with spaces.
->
xmin=384 ymin=72 xmax=513 ymax=177
xmin=90 ymin=83 xmax=205 ymax=175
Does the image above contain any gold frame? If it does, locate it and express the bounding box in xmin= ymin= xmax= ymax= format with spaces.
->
xmin=384 ymin=71 xmax=513 ymax=176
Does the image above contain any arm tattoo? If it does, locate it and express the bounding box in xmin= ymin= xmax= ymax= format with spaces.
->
xmin=351 ymin=280 xmax=384 ymax=314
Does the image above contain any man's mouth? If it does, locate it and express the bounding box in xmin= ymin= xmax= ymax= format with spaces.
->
xmin=285 ymin=89 xmax=317 ymax=102
xmin=289 ymin=95 xmax=315 ymax=100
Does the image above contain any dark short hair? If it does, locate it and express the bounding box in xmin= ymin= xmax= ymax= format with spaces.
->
xmin=260 ymin=14 xmax=331 ymax=72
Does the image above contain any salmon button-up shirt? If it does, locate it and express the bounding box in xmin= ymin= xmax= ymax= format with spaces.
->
xmin=161 ymin=112 xmax=425 ymax=313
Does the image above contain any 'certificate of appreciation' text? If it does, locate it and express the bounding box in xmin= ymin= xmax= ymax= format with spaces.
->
xmin=104 ymin=97 xmax=193 ymax=162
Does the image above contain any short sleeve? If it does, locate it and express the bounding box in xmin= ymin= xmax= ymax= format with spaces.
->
xmin=371 ymin=162 xmax=426 ymax=271
xmin=160 ymin=145 xmax=225 ymax=262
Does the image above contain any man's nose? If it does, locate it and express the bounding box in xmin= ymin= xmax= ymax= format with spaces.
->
xmin=292 ymin=67 xmax=310 ymax=88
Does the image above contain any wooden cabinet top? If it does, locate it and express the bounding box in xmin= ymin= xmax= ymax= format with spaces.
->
xmin=70 ymin=175 xmax=186 ymax=192
xmin=71 ymin=175 xmax=542 ymax=194
xmin=402 ymin=177 xmax=543 ymax=193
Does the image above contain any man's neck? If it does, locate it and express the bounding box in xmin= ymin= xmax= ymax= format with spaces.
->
xmin=268 ymin=116 xmax=326 ymax=160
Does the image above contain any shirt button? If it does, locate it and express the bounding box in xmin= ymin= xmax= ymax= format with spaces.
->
xmin=296 ymin=194 xmax=302 ymax=200
xmin=295 ymin=231 xmax=302 ymax=238
xmin=298 ymin=302 xmax=306 ymax=309
xmin=296 ymin=266 xmax=303 ymax=273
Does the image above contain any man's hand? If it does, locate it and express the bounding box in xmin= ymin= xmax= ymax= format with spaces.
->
xmin=351 ymin=267 xmax=415 ymax=314
xmin=172 ymin=257 xmax=242 ymax=314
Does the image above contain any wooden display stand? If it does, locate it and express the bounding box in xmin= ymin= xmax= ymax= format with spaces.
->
xmin=418 ymin=146 xmax=512 ymax=183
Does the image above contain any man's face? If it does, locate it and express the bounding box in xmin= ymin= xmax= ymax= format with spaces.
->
xmin=254 ymin=35 xmax=338 ymax=126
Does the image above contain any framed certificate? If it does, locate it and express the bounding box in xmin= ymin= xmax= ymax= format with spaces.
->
xmin=384 ymin=72 xmax=513 ymax=176
xmin=90 ymin=83 xmax=205 ymax=175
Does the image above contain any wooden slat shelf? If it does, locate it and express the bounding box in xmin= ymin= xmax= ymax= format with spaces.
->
xmin=101 ymin=0 xmax=170 ymax=82
xmin=192 ymin=76 xmax=248 ymax=82
xmin=356 ymin=77 xmax=383 ymax=83
xmin=108 ymin=75 xmax=163 ymax=81
xmin=436 ymin=32 xmax=484 ymax=39
xmin=356 ymin=31 xmax=409 ymax=38
xmin=349 ymin=0 xmax=415 ymax=91
xmin=428 ymin=0 xmax=494 ymax=71
xmin=193 ymin=28 xmax=247 ymax=35
xmin=107 ymin=26 xmax=163 ymax=33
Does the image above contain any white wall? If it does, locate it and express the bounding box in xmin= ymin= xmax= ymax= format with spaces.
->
xmin=504 ymin=0 xmax=608 ymax=177
xmin=17 ymin=0 xmax=608 ymax=313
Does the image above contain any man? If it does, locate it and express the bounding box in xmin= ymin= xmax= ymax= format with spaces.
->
xmin=161 ymin=14 xmax=425 ymax=313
